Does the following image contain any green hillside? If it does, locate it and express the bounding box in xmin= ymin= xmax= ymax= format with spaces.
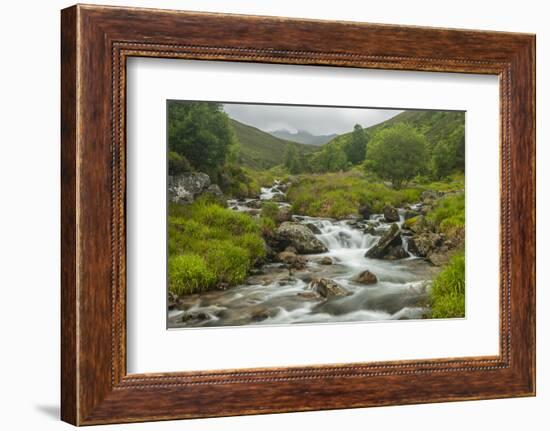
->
xmin=303 ymin=110 xmax=465 ymax=177
xmin=322 ymin=110 xmax=465 ymax=154
xmin=230 ymin=118 xmax=316 ymax=169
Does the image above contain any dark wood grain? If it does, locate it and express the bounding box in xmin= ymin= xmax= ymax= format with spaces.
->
xmin=61 ymin=4 xmax=536 ymax=425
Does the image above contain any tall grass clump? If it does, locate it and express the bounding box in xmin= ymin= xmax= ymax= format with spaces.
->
xmin=286 ymin=171 xmax=424 ymax=219
xmin=168 ymin=197 xmax=266 ymax=296
xmin=429 ymin=252 xmax=465 ymax=318
xmin=426 ymin=192 xmax=465 ymax=241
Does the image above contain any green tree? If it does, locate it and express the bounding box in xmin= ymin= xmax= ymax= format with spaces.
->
xmin=326 ymin=145 xmax=348 ymax=171
xmin=168 ymin=151 xmax=191 ymax=175
xmin=168 ymin=101 xmax=236 ymax=175
xmin=365 ymin=123 xmax=428 ymax=188
xmin=344 ymin=124 xmax=368 ymax=165
xmin=284 ymin=144 xmax=302 ymax=174
xmin=431 ymin=124 xmax=465 ymax=179
xmin=431 ymin=140 xmax=456 ymax=179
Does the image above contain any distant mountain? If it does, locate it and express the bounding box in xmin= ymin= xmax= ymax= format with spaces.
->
xmin=269 ymin=130 xmax=338 ymax=146
xmin=229 ymin=119 xmax=317 ymax=169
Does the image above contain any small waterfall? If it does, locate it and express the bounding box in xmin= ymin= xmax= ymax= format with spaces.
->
xmin=298 ymin=217 xmax=377 ymax=251
xmin=260 ymin=179 xmax=284 ymax=201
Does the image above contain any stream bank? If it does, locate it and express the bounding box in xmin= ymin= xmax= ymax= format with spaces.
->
xmin=169 ymin=179 xmax=444 ymax=328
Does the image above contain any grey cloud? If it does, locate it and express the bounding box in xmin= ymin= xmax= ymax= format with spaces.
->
xmin=222 ymin=103 xmax=402 ymax=135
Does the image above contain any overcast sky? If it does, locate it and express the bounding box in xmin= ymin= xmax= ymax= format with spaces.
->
xmin=222 ymin=103 xmax=403 ymax=136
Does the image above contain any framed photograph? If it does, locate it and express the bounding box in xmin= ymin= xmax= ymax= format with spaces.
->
xmin=61 ymin=4 xmax=535 ymax=425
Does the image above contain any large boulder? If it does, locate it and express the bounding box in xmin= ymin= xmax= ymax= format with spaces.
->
xmin=408 ymin=232 xmax=444 ymax=257
xmin=383 ymin=205 xmax=400 ymax=222
xmin=309 ymin=278 xmax=350 ymax=298
xmin=305 ymin=222 xmax=322 ymax=235
xmin=353 ymin=269 xmax=378 ymax=285
xmin=384 ymin=245 xmax=409 ymax=260
xmin=274 ymin=222 xmax=328 ymax=254
xmin=365 ymin=223 xmax=403 ymax=259
xmin=168 ymin=172 xmax=211 ymax=204
xmin=402 ymin=215 xmax=428 ymax=233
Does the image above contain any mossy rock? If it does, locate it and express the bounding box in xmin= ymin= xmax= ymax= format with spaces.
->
xmin=403 ymin=215 xmax=427 ymax=233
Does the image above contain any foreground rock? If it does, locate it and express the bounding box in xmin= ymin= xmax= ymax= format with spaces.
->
xmin=273 ymin=222 xmax=328 ymax=254
xmin=318 ymin=256 xmax=333 ymax=265
xmin=408 ymin=232 xmax=444 ymax=257
xmin=168 ymin=172 xmax=211 ymax=204
xmin=365 ymin=223 xmax=406 ymax=260
xmin=383 ymin=205 xmax=400 ymax=222
xmin=353 ymin=269 xmax=378 ymax=285
xmin=358 ymin=203 xmax=371 ymax=220
xmin=402 ymin=215 xmax=428 ymax=233
xmin=309 ymin=278 xmax=350 ymax=298
xmin=276 ymin=250 xmax=308 ymax=270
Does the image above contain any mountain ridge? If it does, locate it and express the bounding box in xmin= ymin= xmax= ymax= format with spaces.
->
xmin=229 ymin=118 xmax=316 ymax=169
xmin=269 ymin=129 xmax=338 ymax=146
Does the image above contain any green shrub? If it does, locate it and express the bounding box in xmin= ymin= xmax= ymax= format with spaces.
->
xmin=168 ymin=151 xmax=192 ymax=175
xmin=261 ymin=202 xmax=280 ymax=222
xmin=168 ymin=254 xmax=216 ymax=296
xmin=168 ymin=198 xmax=266 ymax=296
xmin=239 ymin=232 xmax=267 ymax=263
xmin=203 ymin=240 xmax=250 ymax=285
xmin=259 ymin=216 xmax=276 ymax=236
xmin=286 ymin=171 xmax=426 ymax=218
xmin=429 ymin=252 xmax=465 ymax=318
xmin=426 ymin=192 xmax=465 ymax=236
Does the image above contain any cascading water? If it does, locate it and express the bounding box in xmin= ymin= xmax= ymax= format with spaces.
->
xmin=169 ymin=180 xmax=435 ymax=328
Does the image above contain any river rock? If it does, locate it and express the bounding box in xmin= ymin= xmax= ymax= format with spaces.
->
xmin=181 ymin=311 xmax=211 ymax=324
xmin=384 ymin=245 xmax=409 ymax=260
xmin=168 ymin=172 xmax=211 ymax=204
xmin=310 ymin=278 xmax=350 ymax=298
xmin=365 ymin=223 xmax=403 ymax=259
xmin=305 ymin=223 xmax=322 ymax=235
xmin=421 ymin=190 xmax=441 ymax=204
xmin=205 ymin=183 xmax=223 ymax=197
xmin=274 ymin=222 xmax=328 ymax=254
xmin=318 ymin=256 xmax=333 ymax=265
xmin=383 ymin=205 xmax=400 ymax=222
xmin=404 ymin=209 xmax=419 ymax=220
xmin=297 ymin=291 xmax=322 ymax=300
xmin=358 ymin=203 xmax=371 ymax=220
xmin=408 ymin=232 xmax=444 ymax=257
xmin=276 ymin=250 xmax=308 ymax=270
xmin=353 ymin=269 xmax=378 ymax=284
xmin=402 ymin=215 xmax=428 ymax=233
xmin=276 ymin=206 xmax=293 ymax=223
xmin=246 ymin=199 xmax=264 ymax=209
xmin=427 ymin=252 xmax=450 ymax=266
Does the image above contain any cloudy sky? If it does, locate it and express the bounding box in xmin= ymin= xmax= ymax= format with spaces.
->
xmin=222 ymin=103 xmax=403 ymax=136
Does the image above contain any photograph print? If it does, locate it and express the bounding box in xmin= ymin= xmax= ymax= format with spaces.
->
xmin=167 ymin=101 xmax=465 ymax=328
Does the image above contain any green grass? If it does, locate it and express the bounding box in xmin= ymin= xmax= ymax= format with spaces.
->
xmin=168 ymin=197 xmax=266 ymax=296
xmin=429 ymin=252 xmax=465 ymax=318
xmin=286 ymin=170 xmax=426 ymax=219
xmin=245 ymin=165 xmax=290 ymax=188
xmin=426 ymin=191 xmax=465 ymax=238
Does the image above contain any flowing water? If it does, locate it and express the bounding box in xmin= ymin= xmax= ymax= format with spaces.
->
xmin=168 ymin=181 xmax=436 ymax=328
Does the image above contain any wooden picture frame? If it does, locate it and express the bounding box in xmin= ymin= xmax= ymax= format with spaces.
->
xmin=61 ymin=4 xmax=536 ymax=425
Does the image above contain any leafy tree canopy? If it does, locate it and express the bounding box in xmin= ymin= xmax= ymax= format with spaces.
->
xmin=168 ymin=101 xmax=236 ymax=175
xmin=365 ymin=123 xmax=428 ymax=188
xmin=344 ymin=124 xmax=369 ymax=165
